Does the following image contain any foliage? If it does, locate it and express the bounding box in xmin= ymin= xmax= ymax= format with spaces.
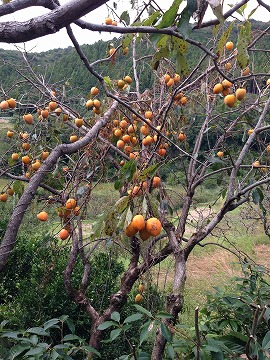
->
xmin=96 ymin=263 xmax=270 ymax=360
xmin=0 ymin=316 xmax=101 ymax=359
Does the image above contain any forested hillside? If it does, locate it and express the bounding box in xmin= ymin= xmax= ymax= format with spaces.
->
xmin=0 ymin=20 xmax=268 ymax=104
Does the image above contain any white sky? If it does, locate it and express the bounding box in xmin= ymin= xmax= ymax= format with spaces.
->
xmin=0 ymin=0 xmax=269 ymax=53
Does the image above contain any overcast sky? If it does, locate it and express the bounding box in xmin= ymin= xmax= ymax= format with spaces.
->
xmin=0 ymin=0 xmax=269 ymax=53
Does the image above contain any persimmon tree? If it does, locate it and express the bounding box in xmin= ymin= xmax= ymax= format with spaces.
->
xmin=0 ymin=0 xmax=270 ymax=359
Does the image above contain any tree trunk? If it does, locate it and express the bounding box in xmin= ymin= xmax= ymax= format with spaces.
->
xmin=151 ymin=249 xmax=186 ymax=360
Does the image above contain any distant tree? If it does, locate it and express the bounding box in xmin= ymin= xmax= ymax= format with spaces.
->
xmin=0 ymin=0 xmax=270 ymax=359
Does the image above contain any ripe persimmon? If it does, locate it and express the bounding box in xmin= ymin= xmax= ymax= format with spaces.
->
xmin=41 ymin=151 xmax=49 ymax=160
xmin=225 ymin=41 xmax=234 ymax=51
xmin=213 ymin=83 xmax=223 ymax=94
xmin=32 ymin=161 xmax=41 ymax=171
xmin=135 ymin=293 xmax=143 ymax=303
xmin=158 ymin=148 xmax=166 ymax=157
xmin=22 ymin=155 xmax=31 ymax=164
xmin=122 ymin=134 xmax=131 ymax=143
xmin=124 ymin=75 xmax=132 ymax=84
xmin=70 ymin=135 xmax=78 ymax=143
xmin=131 ymin=214 xmax=145 ymax=231
xmin=23 ymin=113 xmax=33 ymax=125
xmin=140 ymin=125 xmax=149 ymax=136
xmin=12 ymin=153 xmax=19 ymax=161
xmin=93 ymin=99 xmax=101 ymax=108
xmin=117 ymin=79 xmax=125 ymax=89
xmin=0 ymin=193 xmax=8 ymax=202
xmin=41 ymin=109 xmax=49 ymax=118
xmin=142 ymin=135 xmax=153 ymax=146
xmin=105 ymin=17 xmax=113 ymax=25
xmin=125 ymin=222 xmax=138 ymax=237
xmin=217 ymin=151 xmax=224 ymax=158
xmin=235 ymin=88 xmax=246 ymax=101
xmin=152 ymin=176 xmax=161 ymax=188
xmin=49 ymin=101 xmax=58 ymax=111
xmin=139 ymin=227 xmax=151 ymax=241
xmin=86 ymin=99 xmax=94 ymax=109
xmin=0 ymin=100 xmax=9 ymax=110
xmin=164 ymin=74 xmax=171 ymax=83
xmin=90 ymin=87 xmax=99 ymax=96
xmin=59 ymin=228 xmax=69 ymax=240
xmin=166 ymin=78 xmax=174 ymax=87
xmin=54 ymin=107 xmax=62 ymax=116
xmin=222 ymin=79 xmax=233 ymax=89
xmin=75 ymin=118 xmax=84 ymax=128
xmin=178 ymin=132 xmax=187 ymax=142
xmin=145 ymin=111 xmax=153 ymax=119
xmin=7 ymin=130 xmax=14 ymax=138
xmin=224 ymin=94 xmax=236 ymax=108
xmin=116 ymin=139 xmax=125 ymax=149
xmin=180 ymin=96 xmax=187 ymax=105
xmin=119 ymin=119 xmax=128 ymax=129
xmin=22 ymin=143 xmax=30 ymax=151
xmin=7 ymin=98 xmax=16 ymax=108
xmin=145 ymin=217 xmax=162 ymax=237
xmin=73 ymin=206 xmax=80 ymax=216
xmin=37 ymin=211 xmax=48 ymax=221
xmin=7 ymin=188 xmax=14 ymax=196
xmin=66 ymin=198 xmax=77 ymax=209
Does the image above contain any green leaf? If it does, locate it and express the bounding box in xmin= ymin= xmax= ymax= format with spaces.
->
xmin=120 ymin=11 xmax=130 ymax=25
xmin=139 ymin=164 xmax=160 ymax=181
xmin=104 ymin=210 xmax=117 ymax=236
xmin=13 ymin=180 xmax=24 ymax=198
xmin=27 ymin=327 xmax=50 ymax=336
xmin=237 ymin=21 xmax=251 ymax=69
xmin=156 ymin=0 xmax=183 ymax=29
xmin=161 ymin=323 xmax=171 ymax=342
xmin=97 ymin=321 xmax=117 ymax=330
xmin=114 ymin=196 xmax=130 ymax=213
xmin=133 ymin=304 xmax=153 ymax=318
xmin=177 ymin=6 xmax=192 ymax=39
xmin=123 ymin=313 xmax=143 ymax=324
xmin=176 ymin=52 xmax=189 ymax=75
xmin=167 ymin=344 xmax=175 ymax=359
xmin=51 ymin=349 xmax=60 ymax=360
xmin=111 ymin=311 xmax=121 ymax=322
xmin=248 ymin=6 xmax=259 ymax=19
xmin=156 ymin=312 xmax=172 ymax=319
xmin=122 ymin=34 xmax=133 ymax=49
xmin=187 ymin=0 xmax=198 ymax=15
xmin=65 ymin=318 xmax=75 ymax=335
xmin=63 ymin=334 xmax=83 ymax=341
xmin=1 ymin=331 xmax=21 ymax=339
xmin=262 ymin=331 xmax=270 ymax=350
xmin=139 ymin=321 xmax=153 ymax=345
xmin=25 ymin=347 xmax=45 ymax=356
xmin=138 ymin=351 xmax=151 ymax=360
xmin=110 ymin=328 xmax=122 ymax=341
xmin=82 ymin=345 xmax=101 ymax=357
xmin=9 ymin=344 xmax=30 ymax=357
xmin=151 ymin=46 xmax=169 ymax=70
xmin=216 ymin=21 xmax=234 ymax=60
xmin=210 ymin=4 xmax=224 ymax=24
xmin=43 ymin=318 xmax=60 ymax=331
xmin=103 ymin=76 xmax=111 ymax=87
xmin=171 ymin=37 xmax=188 ymax=54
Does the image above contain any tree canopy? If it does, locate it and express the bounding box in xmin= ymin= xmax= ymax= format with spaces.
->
xmin=0 ymin=0 xmax=270 ymax=359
